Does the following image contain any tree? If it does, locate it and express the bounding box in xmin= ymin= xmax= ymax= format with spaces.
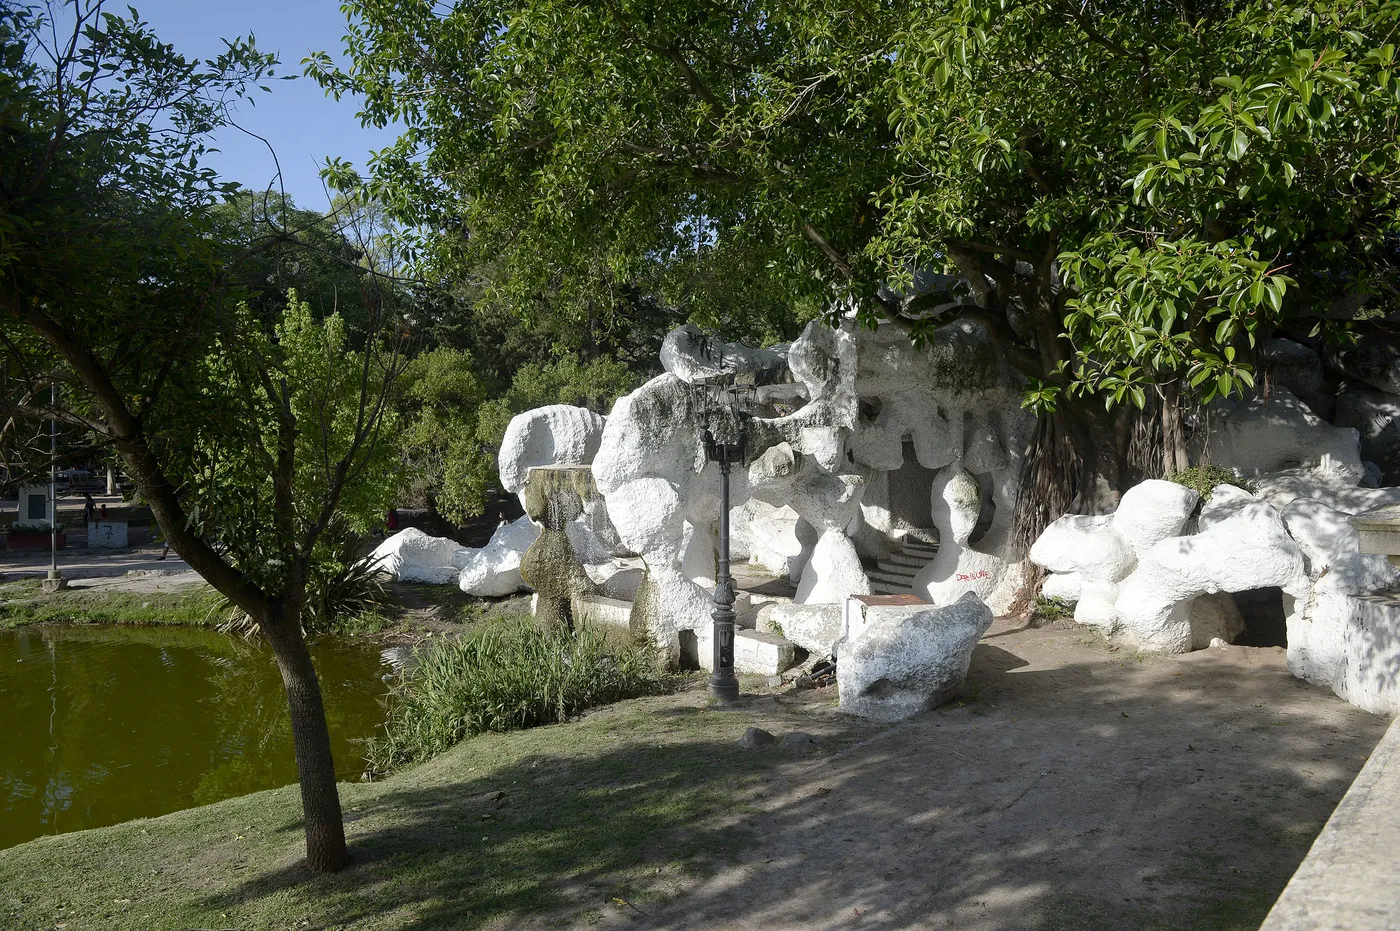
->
xmin=397 ymin=348 xmax=639 ymax=523
xmin=315 ymin=0 xmax=1400 ymax=534
xmin=0 ymin=1 xmax=408 ymax=871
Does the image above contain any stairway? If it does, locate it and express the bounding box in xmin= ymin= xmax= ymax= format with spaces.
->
xmin=867 ymin=537 xmax=939 ymax=596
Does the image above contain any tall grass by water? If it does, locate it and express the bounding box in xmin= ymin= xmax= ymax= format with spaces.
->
xmin=367 ymin=620 xmax=669 ymax=773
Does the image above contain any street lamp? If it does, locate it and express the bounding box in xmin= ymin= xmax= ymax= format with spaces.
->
xmin=697 ymin=376 xmax=753 ymax=704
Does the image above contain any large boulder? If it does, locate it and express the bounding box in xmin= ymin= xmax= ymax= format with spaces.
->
xmin=1333 ymin=386 xmax=1400 ymax=486
xmin=1030 ymin=513 xmax=1133 ymax=580
xmin=660 ymin=323 xmax=788 ymax=384
xmin=1113 ymin=503 xmax=1309 ymax=653
xmin=457 ymin=516 xmax=540 ymax=597
xmin=837 ymin=591 xmax=993 ymax=722
xmin=1111 ymin=480 xmax=1199 ymax=554
xmin=497 ymin=405 xmax=607 ymax=502
xmin=367 ymin=528 xmax=467 ymax=585
xmin=1196 ymin=388 xmax=1362 ymax=484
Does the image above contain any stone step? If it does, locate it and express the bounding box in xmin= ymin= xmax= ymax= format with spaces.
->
xmin=873 ymin=562 xmax=919 ymax=579
xmin=693 ymin=626 xmax=799 ymax=676
xmin=887 ymin=552 xmax=935 ymax=570
xmin=899 ymin=540 xmax=939 ymax=556
xmin=869 ymin=568 xmax=920 ymax=587
xmin=870 ymin=580 xmax=915 ymax=596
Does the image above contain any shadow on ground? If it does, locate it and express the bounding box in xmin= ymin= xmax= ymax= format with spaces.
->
xmin=196 ymin=623 xmax=1387 ymax=931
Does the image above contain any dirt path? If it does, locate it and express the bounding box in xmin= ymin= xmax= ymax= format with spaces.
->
xmin=582 ymin=619 xmax=1389 ymax=930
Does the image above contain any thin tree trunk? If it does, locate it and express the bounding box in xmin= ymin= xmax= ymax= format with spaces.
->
xmin=261 ymin=606 xmax=348 ymax=872
xmin=1161 ymin=382 xmax=1190 ymax=476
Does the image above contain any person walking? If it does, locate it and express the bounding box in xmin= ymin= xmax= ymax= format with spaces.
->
xmin=82 ymin=493 xmax=96 ymax=526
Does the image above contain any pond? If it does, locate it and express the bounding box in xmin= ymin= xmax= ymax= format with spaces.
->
xmin=0 ymin=625 xmax=393 ymax=851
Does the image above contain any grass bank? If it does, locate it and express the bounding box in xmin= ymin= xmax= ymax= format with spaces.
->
xmin=0 ymin=683 xmax=833 ymax=930
xmin=0 ymin=580 xmax=225 ymax=628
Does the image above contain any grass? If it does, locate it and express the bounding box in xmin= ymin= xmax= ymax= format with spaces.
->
xmin=1168 ymin=464 xmax=1255 ymax=502
xmin=368 ymin=620 xmax=671 ymax=773
xmin=1029 ymin=594 xmax=1074 ymax=625
xmin=0 ymin=580 xmax=225 ymax=628
xmin=0 ymin=687 xmax=798 ymax=931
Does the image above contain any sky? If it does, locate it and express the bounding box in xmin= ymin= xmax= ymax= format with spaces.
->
xmin=129 ymin=0 xmax=403 ymax=209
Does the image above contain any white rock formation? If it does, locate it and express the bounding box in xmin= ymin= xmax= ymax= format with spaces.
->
xmin=1114 ymin=502 xmax=1308 ymax=652
xmin=1334 ymin=386 xmax=1400 ymax=485
xmin=457 ymin=516 xmax=540 ymax=596
xmin=497 ymin=405 xmax=607 ymax=506
xmin=837 ymin=591 xmax=994 ymax=722
xmin=758 ymin=602 xmax=844 ymax=656
xmin=660 ymin=323 xmax=788 ymax=384
xmin=367 ymin=528 xmax=468 ymax=585
xmin=594 ymin=316 xmax=1034 ymax=654
xmin=1198 ymin=388 xmax=1362 ymax=484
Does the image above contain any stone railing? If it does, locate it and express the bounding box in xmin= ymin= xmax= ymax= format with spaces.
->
xmin=1258 ymin=504 xmax=1400 ymax=929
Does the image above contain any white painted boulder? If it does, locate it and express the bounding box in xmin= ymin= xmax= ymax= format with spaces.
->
xmin=836 ymin=591 xmax=993 ymax=722
xmin=660 ymin=323 xmax=788 ymax=384
xmin=497 ymin=405 xmax=607 ymax=505
xmin=367 ymin=528 xmax=467 ymax=585
xmin=1110 ymin=480 xmax=1198 ymax=554
xmin=1113 ymin=503 xmax=1309 ymax=653
xmin=1198 ymin=388 xmax=1362 ymax=484
xmin=457 ymin=516 xmax=540 ymax=597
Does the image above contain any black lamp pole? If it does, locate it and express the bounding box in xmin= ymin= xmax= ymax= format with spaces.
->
xmin=704 ymin=427 xmax=743 ymax=704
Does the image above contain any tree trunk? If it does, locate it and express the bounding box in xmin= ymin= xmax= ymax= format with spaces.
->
xmin=1161 ymin=382 xmax=1190 ymax=476
xmin=260 ymin=605 xmax=349 ymax=872
xmin=1012 ymin=398 xmax=1150 ymax=554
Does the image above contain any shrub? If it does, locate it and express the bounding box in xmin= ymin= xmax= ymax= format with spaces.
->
xmin=366 ymin=620 xmax=670 ymax=772
xmin=1167 ymin=465 xmax=1254 ymax=503
xmin=1030 ymin=595 xmax=1074 ymax=625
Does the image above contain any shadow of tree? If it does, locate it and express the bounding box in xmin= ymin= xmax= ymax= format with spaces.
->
xmin=197 ymin=634 xmax=1388 ymax=931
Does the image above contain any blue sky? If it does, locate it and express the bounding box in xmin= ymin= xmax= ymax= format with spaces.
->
xmin=131 ymin=0 xmax=401 ymax=209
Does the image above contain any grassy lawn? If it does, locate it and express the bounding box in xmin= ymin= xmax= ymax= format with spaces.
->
xmin=0 ymin=683 xmax=813 ymax=930
xmin=0 ymin=580 xmax=225 ymax=628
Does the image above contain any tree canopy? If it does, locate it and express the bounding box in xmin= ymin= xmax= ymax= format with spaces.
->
xmin=315 ymin=0 xmax=1400 ymax=507
xmin=0 ymin=0 xmax=411 ymax=872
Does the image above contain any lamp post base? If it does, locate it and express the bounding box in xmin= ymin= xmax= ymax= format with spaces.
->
xmin=41 ymin=570 xmax=67 ymax=593
xmin=708 ymin=673 xmax=740 ymax=704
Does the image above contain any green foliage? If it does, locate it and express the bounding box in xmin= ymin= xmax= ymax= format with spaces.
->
xmin=1168 ymin=466 xmax=1255 ymax=503
xmin=170 ymin=291 xmax=402 ymax=598
xmin=303 ymin=515 xmax=391 ymax=633
xmin=398 ymin=350 xmax=640 ymax=522
xmin=367 ymin=620 xmax=670 ymax=772
xmin=317 ymin=0 xmax=1400 ymax=424
xmin=1031 ymin=595 xmax=1075 ymax=624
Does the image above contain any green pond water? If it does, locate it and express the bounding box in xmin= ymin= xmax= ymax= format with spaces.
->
xmin=0 ymin=625 xmax=393 ymax=851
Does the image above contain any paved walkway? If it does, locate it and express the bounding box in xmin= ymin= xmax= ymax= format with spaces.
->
xmin=0 ymin=547 xmax=190 ymax=583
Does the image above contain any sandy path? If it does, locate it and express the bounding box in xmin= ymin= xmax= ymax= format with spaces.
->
xmin=600 ymin=619 xmax=1389 ymax=930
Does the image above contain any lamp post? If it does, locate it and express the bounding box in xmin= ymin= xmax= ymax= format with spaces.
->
xmin=700 ymin=379 xmax=750 ymax=704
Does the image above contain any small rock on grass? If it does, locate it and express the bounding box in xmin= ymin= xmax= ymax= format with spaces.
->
xmin=780 ymin=732 xmax=821 ymax=751
xmin=738 ymin=727 xmax=778 ymax=748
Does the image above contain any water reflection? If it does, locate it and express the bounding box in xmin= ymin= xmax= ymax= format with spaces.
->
xmin=0 ymin=625 xmax=389 ymax=850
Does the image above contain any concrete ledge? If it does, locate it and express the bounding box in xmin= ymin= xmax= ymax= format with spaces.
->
xmin=572 ymin=594 xmax=633 ymax=630
xmin=1261 ymin=716 xmax=1400 ymax=930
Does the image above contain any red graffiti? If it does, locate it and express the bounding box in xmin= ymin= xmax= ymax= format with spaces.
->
xmin=955 ymin=570 xmax=991 ymax=582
